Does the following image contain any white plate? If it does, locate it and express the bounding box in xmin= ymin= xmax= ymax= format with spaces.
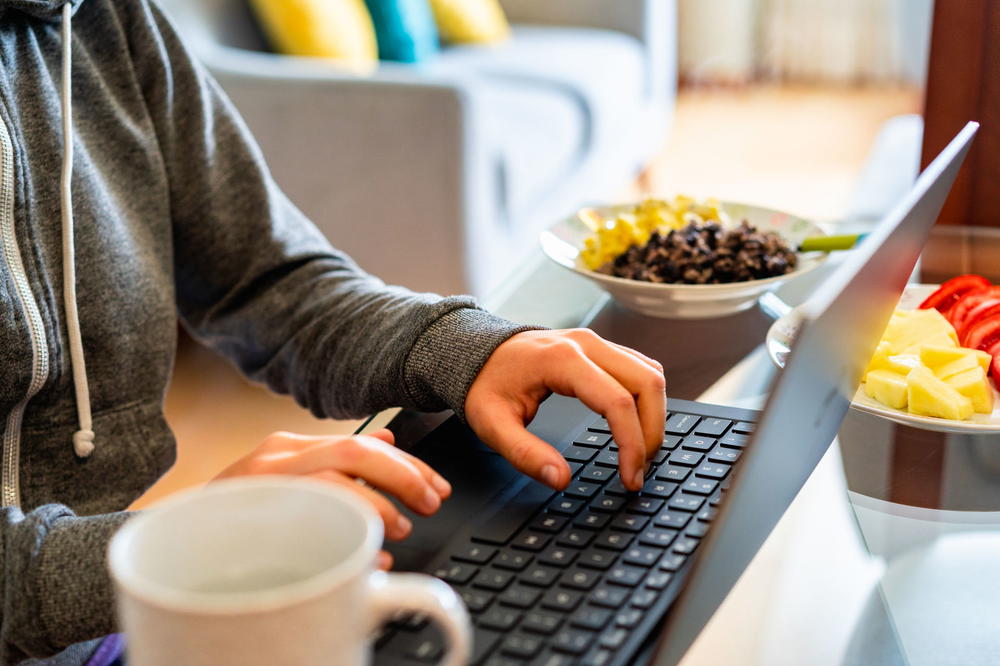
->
xmin=540 ymin=201 xmax=829 ymax=319
xmin=766 ymin=283 xmax=1000 ymax=434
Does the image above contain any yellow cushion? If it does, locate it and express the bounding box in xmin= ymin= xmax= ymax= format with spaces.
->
xmin=249 ymin=0 xmax=378 ymax=68
xmin=428 ymin=0 xmax=510 ymax=44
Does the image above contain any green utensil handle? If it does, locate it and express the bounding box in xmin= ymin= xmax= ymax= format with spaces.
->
xmin=799 ymin=233 xmax=868 ymax=252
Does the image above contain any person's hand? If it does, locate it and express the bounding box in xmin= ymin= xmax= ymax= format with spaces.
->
xmin=465 ymin=329 xmax=666 ymax=492
xmin=213 ymin=428 xmax=451 ymax=570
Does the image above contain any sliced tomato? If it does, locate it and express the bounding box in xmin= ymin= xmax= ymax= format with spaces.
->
xmin=960 ymin=300 xmax=1000 ymax=341
xmin=919 ymin=274 xmax=993 ymax=313
xmin=990 ymin=340 xmax=1000 ymax=385
xmin=964 ymin=313 xmax=1000 ymax=352
xmin=946 ymin=288 xmax=1000 ymax=330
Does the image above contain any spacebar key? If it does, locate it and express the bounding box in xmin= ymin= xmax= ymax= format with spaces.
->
xmin=470 ymin=481 xmax=555 ymax=544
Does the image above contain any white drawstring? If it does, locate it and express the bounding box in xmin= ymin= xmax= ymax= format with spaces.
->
xmin=60 ymin=3 xmax=95 ymax=458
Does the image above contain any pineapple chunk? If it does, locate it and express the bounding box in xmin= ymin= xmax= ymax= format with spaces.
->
xmin=886 ymin=354 xmax=920 ymax=375
xmin=920 ymin=345 xmax=992 ymax=379
xmin=900 ymin=333 xmax=957 ymax=355
xmin=866 ymin=341 xmax=893 ymax=375
xmin=920 ymin=344 xmax=973 ymax=368
xmin=882 ymin=308 xmax=958 ymax=353
xmin=906 ymin=366 xmax=974 ymax=420
xmin=865 ymin=370 xmax=909 ymax=409
xmin=945 ymin=367 xmax=995 ymax=414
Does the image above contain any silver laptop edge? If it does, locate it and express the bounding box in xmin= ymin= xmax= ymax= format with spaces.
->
xmin=651 ymin=121 xmax=979 ymax=666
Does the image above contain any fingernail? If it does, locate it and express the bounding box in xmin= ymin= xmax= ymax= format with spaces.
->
xmin=376 ymin=551 xmax=392 ymax=570
xmin=422 ymin=489 xmax=440 ymax=513
xmin=632 ymin=469 xmax=645 ymax=490
xmin=431 ymin=475 xmax=451 ymax=496
xmin=395 ymin=515 xmax=412 ymax=537
xmin=540 ymin=464 xmax=561 ymax=488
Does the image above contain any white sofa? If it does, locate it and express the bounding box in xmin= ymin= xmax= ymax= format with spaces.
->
xmin=159 ymin=0 xmax=677 ymax=297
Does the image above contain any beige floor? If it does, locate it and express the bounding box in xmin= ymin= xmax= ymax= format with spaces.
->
xmin=133 ymin=83 xmax=922 ymax=510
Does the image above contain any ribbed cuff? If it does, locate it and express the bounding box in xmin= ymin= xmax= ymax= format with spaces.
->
xmin=403 ymin=308 xmax=545 ymax=420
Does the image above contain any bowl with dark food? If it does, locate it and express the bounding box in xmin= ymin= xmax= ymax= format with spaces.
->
xmin=540 ymin=197 xmax=829 ymax=318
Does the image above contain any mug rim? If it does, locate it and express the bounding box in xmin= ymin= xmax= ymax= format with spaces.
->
xmin=108 ymin=476 xmax=383 ymax=614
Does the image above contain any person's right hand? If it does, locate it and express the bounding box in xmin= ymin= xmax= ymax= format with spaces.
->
xmin=212 ymin=428 xmax=451 ymax=568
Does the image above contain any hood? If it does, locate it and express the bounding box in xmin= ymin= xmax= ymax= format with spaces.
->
xmin=0 ymin=0 xmax=82 ymax=20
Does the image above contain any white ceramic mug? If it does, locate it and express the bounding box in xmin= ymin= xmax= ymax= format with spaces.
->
xmin=108 ymin=477 xmax=471 ymax=665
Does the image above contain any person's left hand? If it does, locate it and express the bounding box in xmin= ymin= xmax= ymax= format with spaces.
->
xmin=465 ymin=329 xmax=666 ymax=492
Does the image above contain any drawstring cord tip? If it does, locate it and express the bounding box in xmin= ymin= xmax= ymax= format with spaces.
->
xmin=73 ymin=429 xmax=95 ymax=458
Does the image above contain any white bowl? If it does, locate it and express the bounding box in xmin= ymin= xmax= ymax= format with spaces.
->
xmin=540 ymin=201 xmax=829 ymax=319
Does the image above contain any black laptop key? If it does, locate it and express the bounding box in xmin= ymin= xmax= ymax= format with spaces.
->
xmin=641 ymin=479 xmax=677 ymax=498
xmin=645 ymin=571 xmax=673 ymax=590
xmin=593 ymin=449 xmax=619 ymax=468
xmin=659 ymin=553 xmax=687 ymax=572
xmin=471 ymin=628 xmax=502 ymax=665
xmin=530 ymin=515 xmax=568 ymax=534
xmin=707 ymin=446 xmax=741 ymax=464
xmin=542 ymin=588 xmax=583 ymax=612
xmin=552 ymin=628 xmax=593 ymax=655
xmin=574 ymin=511 xmax=611 ymax=530
xmin=655 ymin=465 xmax=691 ymax=482
xmin=630 ymin=589 xmax=658 ymax=609
xmin=577 ymin=548 xmax=616 ymax=570
xmin=405 ymin=633 xmax=443 ymax=662
xmin=567 ymin=462 xmax=584 ymax=477
xmin=538 ymin=546 xmax=576 ymax=568
xmin=556 ymin=529 xmax=593 ymax=549
xmin=653 ymin=510 xmax=691 ymax=530
xmin=434 ymin=562 xmax=478 ymax=585
xmin=498 ymin=585 xmax=540 ymax=609
xmin=607 ymin=564 xmax=645 ymax=587
xmin=512 ymin=532 xmax=551 ymax=552
xmin=667 ymin=449 xmax=704 ymax=467
xmin=560 ymin=568 xmax=601 ymax=590
xmin=611 ymin=608 xmax=642 ymax=631
xmin=732 ymin=421 xmax=755 ymax=434
xmin=522 ymin=610 xmax=563 ymax=635
xmin=482 ymin=656 xmax=520 ymax=666
xmin=564 ymin=482 xmax=601 ymax=500
xmin=461 ymin=589 xmax=495 ymax=613
xmin=622 ymin=545 xmax=662 ymax=567
xmin=574 ymin=432 xmax=611 ymax=448
xmin=590 ymin=495 xmax=625 ymax=513
xmin=522 ymin=565 xmax=560 ymax=587
xmin=720 ymin=432 xmax=749 ymax=449
xmin=479 ymin=607 xmax=522 ymax=631
xmin=590 ymin=584 xmax=629 ymax=607
xmin=563 ymin=446 xmax=598 ymax=463
xmin=493 ymin=550 xmax=532 ymax=571
xmin=660 ymin=434 xmax=683 ymax=450
xmin=571 ymin=606 xmax=613 ymax=631
xmin=638 ymin=527 xmax=677 ymax=548
xmin=697 ymin=506 xmax=718 ymax=522
xmin=681 ymin=435 xmax=716 ymax=452
xmin=590 ymin=417 xmax=611 ymax=433
xmin=603 ymin=477 xmax=628 ymax=495
xmin=673 ymin=537 xmax=700 ymax=555
xmin=598 ymin=627 xmax=629 ymax=650
xmin=609 ymin=513 xmax=648 ymax=532
xmin=668 ymin=493 xmax=704 ymax=512
xmin=499 ymin=633 xmax=543 ymax=659
xmin=593 ymin=531 xmax=631 ymax=551
xmin=664 ymin=412 xmax=698 ymax=435
xmin=547 ymin=497 xmax=584 ymax=516
xmin=579 ymin=463 xmax=615 ymax=483
xmin=682 ymin=478 xmax=718 ymax=496
xmin=652 ymin=449 xmax=670 ymax=464
xmin=694 ymin=418 xmax=731 ymax=437
xmin=624 ymin=496 xmax=664 ymax=515
xmin=695 ymin=462 xmax=730 ymax=479
xmin=454 ymin=544 xmax=498 ymax=564
xmin=474 ymin=570 xmax=515 ymax=591
xmin=582 ymin=648 xmax=615 ymax=666
xmin=533 ymin=652 xmax=577 ymax=666
xmin=686 ymin=521 xmax=710 ymax=538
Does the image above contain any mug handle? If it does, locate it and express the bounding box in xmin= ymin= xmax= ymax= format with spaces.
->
xmin=369 ymin=571 xmax=472 ymax=666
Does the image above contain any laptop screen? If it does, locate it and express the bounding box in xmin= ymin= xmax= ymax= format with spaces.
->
xmin=651 ymin=122 xmax=979 ymax=666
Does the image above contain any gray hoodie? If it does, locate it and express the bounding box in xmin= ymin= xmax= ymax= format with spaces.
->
xmin=0 ymin=0 xmax=535 ymax=662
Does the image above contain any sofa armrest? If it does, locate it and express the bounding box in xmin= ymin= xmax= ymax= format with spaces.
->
xmin=498 ymin=0 xmax=676 ymax=103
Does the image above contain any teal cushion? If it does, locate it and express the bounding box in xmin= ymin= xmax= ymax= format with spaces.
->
xmin=364 ymin=0 xmax=440 ymax=63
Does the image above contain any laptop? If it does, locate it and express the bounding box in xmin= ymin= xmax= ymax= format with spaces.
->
xmin=373 ymin=122 xmax=979 ymax=666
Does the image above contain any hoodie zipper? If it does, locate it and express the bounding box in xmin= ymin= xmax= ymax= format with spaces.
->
xmin=0 ymin=112 xmax=49 ymax=508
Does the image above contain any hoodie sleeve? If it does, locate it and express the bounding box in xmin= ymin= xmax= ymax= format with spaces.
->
xmin=124 ymin=1 xmax=538 ymax=421
xmin=1 ymin=505 xmax=130 ymax=661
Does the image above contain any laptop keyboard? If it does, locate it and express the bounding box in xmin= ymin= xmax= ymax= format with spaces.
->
xmin=375 ymin=409 xmax=756 ymax=666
